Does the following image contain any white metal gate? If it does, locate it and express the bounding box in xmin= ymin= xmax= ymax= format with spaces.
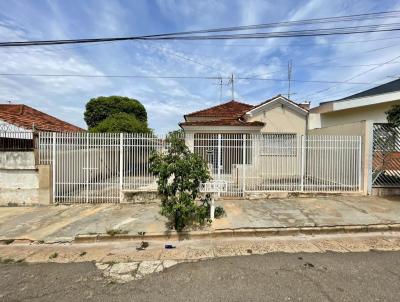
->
xmin=39 ymin=132 xmax=165 ymax=203
xmin=39 ymin=132 xmax=362 ymax=203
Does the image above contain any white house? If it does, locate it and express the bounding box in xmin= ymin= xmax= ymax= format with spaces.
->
xmin=309 ymin=78 xmax=400 ymax=129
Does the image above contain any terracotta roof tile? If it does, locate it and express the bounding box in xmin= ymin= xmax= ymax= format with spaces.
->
xmin=0 ymin=104 xmax=84 ymax=132
xmin=180 ymin=118 xmax=264 ymax=127
xmin=184 ymin=100 xmax=254 ymax=119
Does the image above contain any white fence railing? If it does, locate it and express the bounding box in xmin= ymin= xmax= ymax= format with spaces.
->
xmin=38 ymin=132 xmax=362 ymax=203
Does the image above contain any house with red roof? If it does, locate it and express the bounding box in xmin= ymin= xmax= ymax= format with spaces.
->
xmin=180 ymin=95 xmax=309 ymax=136
xmin=0 ymin=104 xmax=84 ymax=132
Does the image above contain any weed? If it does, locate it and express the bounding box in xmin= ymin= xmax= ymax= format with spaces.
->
xmin=49 ymin=252 xmax=58 ymax=259
xmin=106 ymin=228 xmax=128 ymax=236
xmin=79 ymin=251 xmax=87 ymax=257
xmin=0 ymin=258 xmax=15 ymax=264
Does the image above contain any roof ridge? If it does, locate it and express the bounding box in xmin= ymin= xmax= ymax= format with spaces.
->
xmin=250 ymin=94 xmax=308 ymax=112
xmin=184 ymin=99 xmax=254 ymax=119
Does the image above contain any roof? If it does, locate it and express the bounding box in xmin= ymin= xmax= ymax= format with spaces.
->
xmin=180 ymin=118 xmax=264 ymax=127
xmin=251 ymin=94 xmax=309 ymax=112
xmin=0 ymin=104 xmax=84 ymax=132
xmin=323 ymin=78 xmax=400 ymax=104
xmin=184 ymin=100 xmax=254 ymax=120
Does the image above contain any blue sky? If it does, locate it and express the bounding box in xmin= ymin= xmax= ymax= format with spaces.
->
xmin=0 ymin=0 xmax=400 ymax=133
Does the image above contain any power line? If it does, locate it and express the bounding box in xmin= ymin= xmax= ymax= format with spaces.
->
xmin=180 ymin=35 xmax=400 ymax=47
xmin=2 ymin=11 xmax=400 ymax=47
xmin=0 ymin=72 xmax=383 ymax=85
xmin=301 ymin=53 xmax=400 ymax=100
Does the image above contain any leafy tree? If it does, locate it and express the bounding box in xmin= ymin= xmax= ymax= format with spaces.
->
xmin=90 ymin=113 xmax=151 ymax=133
xmin=386 ymin=104 xmax=400 ymax=127
xmin=149 ymin=131 xmax=212 ymax=231
xmin=84 ymin=96 xmax=147 ymax=129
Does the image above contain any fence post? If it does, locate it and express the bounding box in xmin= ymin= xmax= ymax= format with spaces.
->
xmin=119 ymin=133 xmax=124 ymax=202
xmin=217 ymin=134 xmax=222 ymax=197
xmin=242 ymin=134 xmax=246 ymax=195
xmin=86 ymin=132 xmax=89 ymax=203
xmin=358 ymin=136 xmax=362 ymax=191
xmin=300 ymin=135 xmax=305 ymax=191
xmin=52 ymin=132 xmax=56 ymax=204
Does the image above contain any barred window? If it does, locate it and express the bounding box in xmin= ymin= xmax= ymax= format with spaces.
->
xmin=260 ymin=133 xmax=297 ymax=156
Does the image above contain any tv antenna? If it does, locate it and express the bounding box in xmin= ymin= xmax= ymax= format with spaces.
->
xmin=287 ymin=60 xmax=292 ymax=99
xmin=228 ymin=73 xmax=235 ymax=100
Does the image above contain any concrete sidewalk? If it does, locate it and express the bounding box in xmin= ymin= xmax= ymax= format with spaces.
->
xmin=0 ymin=196 xmax=400 ymax=242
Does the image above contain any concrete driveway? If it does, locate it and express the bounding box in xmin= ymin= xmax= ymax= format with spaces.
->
xmin=214 ymin=195 xmax=400 ymax=229
xmin=0 ymin=204 xmax=168 ymax=242
xmin=0 ymin=196 xmax=400 ymax=242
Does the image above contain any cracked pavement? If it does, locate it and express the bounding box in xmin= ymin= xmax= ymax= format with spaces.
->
xmin=1 ymin=251 xmax=400 ymax=301
xmin=1 ymin=196 xmax=400 ymax=242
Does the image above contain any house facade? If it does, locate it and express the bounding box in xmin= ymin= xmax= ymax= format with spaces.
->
xmin=309 ymin=78 xmax=400 ymax=129
xmin=0 ymin=104 xmax=83 ymax=206
xmin=308 ymin=78 xmax=400 ymax=195
xmin=180 ymin=95 xmax=309 ymax=136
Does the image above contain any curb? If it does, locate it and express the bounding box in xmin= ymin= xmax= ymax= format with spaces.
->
xmin=73 ymin=223 xmax=400 ymax=243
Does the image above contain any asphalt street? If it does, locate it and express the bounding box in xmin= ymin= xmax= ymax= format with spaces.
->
xmin=1 ymin=251 xmax=400 ymax=301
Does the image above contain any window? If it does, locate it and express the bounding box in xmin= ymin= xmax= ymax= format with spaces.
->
xmin=260 ymin=133 xmax=297 ymax=156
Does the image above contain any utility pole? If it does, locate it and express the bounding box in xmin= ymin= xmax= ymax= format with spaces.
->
xmin=287 ymin=60 xmax=292 ymax=99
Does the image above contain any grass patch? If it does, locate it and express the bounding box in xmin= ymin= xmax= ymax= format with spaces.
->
xmin=49 ymin=252 xmax=58 ymax=259
xmin=106 ymin=228 xmax=128 ymax=236
xmin=0 ymin=257 xmax=25 ymax=264
xmin=79 ymin=251 xmax=87 ymax=257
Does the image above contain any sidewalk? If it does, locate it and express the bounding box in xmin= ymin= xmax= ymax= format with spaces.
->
xmin=0 ymin=196 xmax=400 ymax=242
xmin=1 ymin=232 xmax=400 ymax=282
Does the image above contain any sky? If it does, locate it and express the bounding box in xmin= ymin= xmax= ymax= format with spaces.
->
xmin=0 ymin=0 xmax=400 ymax=133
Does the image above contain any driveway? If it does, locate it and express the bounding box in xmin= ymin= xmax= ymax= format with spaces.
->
xmin=0 ymin=196 xmax=400 ymax=242
xmin=214 ymin=195 xmax=400 ymax=229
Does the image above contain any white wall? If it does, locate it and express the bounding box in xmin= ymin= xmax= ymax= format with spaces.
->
xmin=310 ymin=100 xmax=400 ymax=130
xmin=247 ymin=103 xmax=307 ymax=134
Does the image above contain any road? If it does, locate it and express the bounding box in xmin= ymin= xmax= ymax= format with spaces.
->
xmin=1 ymin=251 xmax=400 ymax=301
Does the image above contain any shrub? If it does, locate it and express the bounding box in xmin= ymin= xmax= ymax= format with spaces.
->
xmin=149 ymin=131 xmax=211 ymax=231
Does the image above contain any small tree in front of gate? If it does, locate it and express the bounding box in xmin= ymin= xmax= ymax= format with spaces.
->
xmin=149 ymin=131 xmax=211 ymax=231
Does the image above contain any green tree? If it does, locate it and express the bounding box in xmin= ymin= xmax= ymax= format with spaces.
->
xmin=149 ymin=131 xmax=211 ymax=231
xmin=386 ymin=104 xmax=400 ymax=127
xmin=84 ymin=96 xmax=147 ymax=129
xmin=90 ymin=113 xmax=151 ymax=133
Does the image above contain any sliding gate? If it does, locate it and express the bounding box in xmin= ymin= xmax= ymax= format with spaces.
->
xmin=39 ymin=132 xmax=165 ymax=203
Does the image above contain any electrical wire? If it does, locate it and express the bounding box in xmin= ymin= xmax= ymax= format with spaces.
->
xmin=2 ymin=11 xmax=400 ymax=46
xmin=0 ymin=72 xmax=382 ymax=85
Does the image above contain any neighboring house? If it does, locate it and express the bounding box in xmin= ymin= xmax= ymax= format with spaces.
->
xmin=308 ymin=78 xmax=400 ymax=195
xmin=0 ymin=104 xmax=84 ymax=132
xmin=309 ymin=78 xmax=400 ymax=129
xmin=180 ymin=94 xmax=309 ymax=136
xmin=0 ymin=104 xmax=83 ymax=206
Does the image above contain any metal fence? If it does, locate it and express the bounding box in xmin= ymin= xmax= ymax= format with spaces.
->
xmin=39 ymin=132 xmax=165 ymax=203
xmin=38 ymin=132 xmax=362 ymax=203
xmin=372 ymin=123 xmax=400 ymax=187
xmin=192 ymin=133 xmax=361 ymax=196
xmin=0 ymin=131 xmax=34 ymax=151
